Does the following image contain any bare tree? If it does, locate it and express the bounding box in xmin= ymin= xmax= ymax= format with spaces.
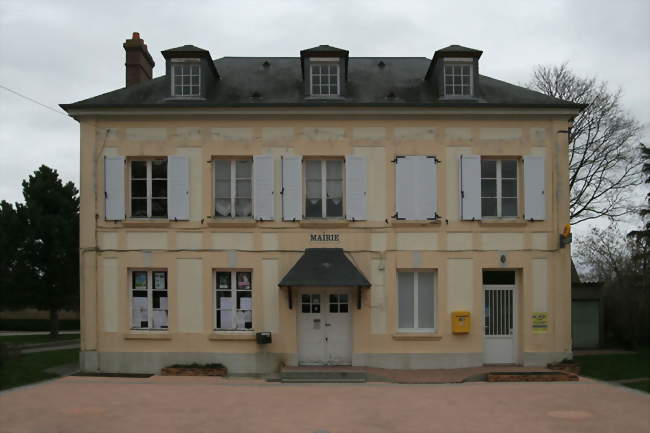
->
xmin=528 ymin=64 xmax=644 ymax=224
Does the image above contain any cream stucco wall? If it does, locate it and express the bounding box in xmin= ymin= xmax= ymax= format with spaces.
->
xmin=77 ymin=114 xmax=574 ymax=372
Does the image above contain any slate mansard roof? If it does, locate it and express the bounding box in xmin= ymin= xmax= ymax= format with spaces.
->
xmin=61 ymin=53 xmax=584 ymax=110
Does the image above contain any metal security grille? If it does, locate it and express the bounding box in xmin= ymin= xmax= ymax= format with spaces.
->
xmin=484 ymin=287 xmax=514 ymax=336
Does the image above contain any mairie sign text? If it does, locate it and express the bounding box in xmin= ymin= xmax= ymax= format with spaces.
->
xmin=310 ymin=233 xmax=340 ymax=242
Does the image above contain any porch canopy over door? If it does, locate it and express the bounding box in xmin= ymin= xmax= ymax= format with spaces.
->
xmin=279 ymin=248 xmax=370 ymax=309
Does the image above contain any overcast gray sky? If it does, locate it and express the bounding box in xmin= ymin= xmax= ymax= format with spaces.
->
xmin=1 ymin=0 xmax=648 ymax=232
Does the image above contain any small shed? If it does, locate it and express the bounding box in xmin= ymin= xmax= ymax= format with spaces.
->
xmin=571 ymin=262 xmax=604 ymax=349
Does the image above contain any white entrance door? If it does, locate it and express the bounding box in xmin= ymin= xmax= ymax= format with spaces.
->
xmin=484 ymin=284 xmax=517 ymax=364
xmin=298 ymin=288 xmax=352 ymax=365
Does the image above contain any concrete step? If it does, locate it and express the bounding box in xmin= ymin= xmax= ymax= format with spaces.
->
xmin=280 ymin=369 xmax=367 ymax=383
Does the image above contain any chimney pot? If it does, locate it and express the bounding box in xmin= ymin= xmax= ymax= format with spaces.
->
xmin=123 ymin=32 xmax=155 ymax=87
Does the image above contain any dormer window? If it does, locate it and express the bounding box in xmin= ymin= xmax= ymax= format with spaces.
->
xmin=172 ymin=60 xmax=200 ymax=97
xmin=444 ymin=62 xmax=472 ymax=96
xmin=300 ymin=45 xmax=349 ymax=98
xmin=162 ymin=44 xmax=219 ymax=100
xmin=310 ymin=62 xmax=340 ymax=96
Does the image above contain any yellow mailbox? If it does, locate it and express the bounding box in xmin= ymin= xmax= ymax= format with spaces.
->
xmin=451 ymin=311 xmax=471 ymax=334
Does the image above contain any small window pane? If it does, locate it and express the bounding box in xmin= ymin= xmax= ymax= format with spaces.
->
xmin=502 ymin=198 xmax=517 ymax=217
xmin=481 ymin=179 xmax=496 ymax=197
xmin=131 ymin=161 xmax=146 ymax=178
xmin=330 ymin=304 xmax=339 ymax=313
xmin=152 ymin=180 xmax=167 ymax=198
xmin=312 ymin=76 xmax=320 ymax=85
xmin=306 ymin=198 xmax=322 ymax=218
xmin=151 ymin=199 xmax=167 ymax=217
xmin=215 ymin=160 xmax=231 ymax=180
xmin=454 ymin=65 xmax=461 ymax=74
xmin=326 ymin=197 xmax=343 ymax=217
xmin=151 ymin=160 xmax=167 ymax=178
xmin=215 ymin=179 xmax=230 ymax=197
xmin=312 ymin=84 xmax=319 ymax=94
xmin=502 ymin=160 xmax=517 ymax=178
xmin=302 ymin=294 xmax=310 ymax=303
xmin=445 ymin=65 xmax=452 ymax=74
xmin=445 ymin=85 xmax=453 ymax=94
xmin=502 ymin=179 xmax=517 ymax=197
xmin=482 ymin=198 xmax=497 ymax=217
xmin=418 ymin=273 xmax=435 ymax=329
xmin=217 ymin=272 xmax=231 ymax=289
xmin=454 ymin=75 xmax=461 ymax=85
xmin=329 ymin=85 xmax=337 ymax=94
xmin=215 ymin=198 xmax=231 ymax=217
xmin=481 ymin=160 xmax=497 ymax=178
xmin=398 ymin=272 xmax=414 ymax=329
xmin=131 ymin=180 xmax=147 ymax=197
xmin=131 ymin=199 xmax=147 ymax=217
xmin=237 ymin=272 xmax=252 ymax=290
xmin=340 ymin=304 xmax=348 ymax=313
xmin=235 ymin=198 xmax=252 ymax=217
xmin=236 ymin=160 xmax=252 ymax=178
xmin=302 ymin=304 xmax=310 ymax=313
xmin=462 ymin=86 xmax=470 ymax=95
xmin=236 ymin=179 xmax=251 ymax=197
xmin=312 ymin=65 xmax=321 ymax=74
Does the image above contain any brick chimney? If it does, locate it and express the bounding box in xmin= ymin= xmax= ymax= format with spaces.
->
xmin=123 ymin=32 xmax=155 ymax=87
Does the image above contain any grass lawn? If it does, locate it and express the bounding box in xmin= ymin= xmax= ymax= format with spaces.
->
xmin=574 ymin=347 xmax=650 ymax=381
xmin=0 ymin=333 xmax=80 ymax=345
xmin=624 ymin=380 xmax=650 ymax=393
xmin=0 ymin=349 xmax=78 ymax=391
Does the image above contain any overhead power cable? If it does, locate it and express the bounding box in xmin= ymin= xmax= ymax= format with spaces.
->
xmin=0 ymin=83 xmax=69 ymax=118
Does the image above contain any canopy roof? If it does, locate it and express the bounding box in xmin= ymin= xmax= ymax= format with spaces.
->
xmin=279 ymin=248 xmax=370 ymax=288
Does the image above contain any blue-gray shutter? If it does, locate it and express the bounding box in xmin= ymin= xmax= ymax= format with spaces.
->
xmin=524 ymin=156 xmax=545 ymax=220
xmin=104 ymin=156 xmax=125 ymax=220
xmin=345 ymin=155 xmax=367 ymax=221
xmin=459 ymin=154 xmax=481 ymax=220
xmin=167 ymin=155 xmax=190 ymax=221
xmin=282 ymin=155 xmax=302 ymax=221
xmin=253 ymin=155 xmax=275 ymax=221
xmin=395 ymin=156 xmax=416 ymax=220
xmin=415 ymin=156 xmax=437 ymax=219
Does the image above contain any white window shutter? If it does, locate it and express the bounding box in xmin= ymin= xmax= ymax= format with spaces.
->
xmin=459 ymin=154 xmax=481 ymax=220
xmin=167 ymin=155 xmax=190 ymax=221
xmin=524 ymin=156 xmax=545 ymax=220
xmin=415 ymin=157 xmax=437 ymax=219
xmin=253 ymin=155 xmax=275 ymax=221
xmin=104 ymin=156 xmax=125 ymax=220
xmin=395 ymin=156 xmax=416 ymax=220
xmin=282 ymin=155 xmax=302 ymax=221
xmin=345 ymin=155 xmax=367 ymax=221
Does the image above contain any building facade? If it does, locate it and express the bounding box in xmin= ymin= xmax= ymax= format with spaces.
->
xmin=62 ymin=33 xmax=583 ymax=374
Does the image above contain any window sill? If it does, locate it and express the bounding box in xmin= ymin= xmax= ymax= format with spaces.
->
xmin=122 ymin=219 xmax=171 ymax=228
xmin=300 ymin=220 xmax=349 ymax=228
xmin=206 ymin=218 xmax=257 ymax=228
xmin=392 ymin=333 xmax=442 ymax=341
xmin=123 ymin=332 xmax=172 ymax=340
xmin=478 ymin=219 xmax=527 ymax=227
xmin=209 ymin=331 xmax=256 ymax=341
xmin=391 ymin=220 xmax=441 ymax=227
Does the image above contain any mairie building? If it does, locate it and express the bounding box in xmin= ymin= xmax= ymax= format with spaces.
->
xmin=61 ymin=33 xmax=584 ymax=374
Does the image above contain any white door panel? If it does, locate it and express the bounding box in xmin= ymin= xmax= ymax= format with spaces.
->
xmin=298 ymin=288 xmax=352 ymax=366
xmin=484 ymin=285 xmax=517 ymax=364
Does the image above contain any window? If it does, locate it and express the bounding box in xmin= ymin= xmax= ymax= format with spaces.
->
xmin=172 ymin=62 xmax=200 ymax=97
xmin=131 ymin=270 xmax=168 ymax=330
xmin=444 ymin=63 xmax=472 ymax=96
xmin=215 ymin=271 xmax=252 ymax=330
xmin=310 ymin=63 xmax=339 ymax=96
xmin=131 ymin=159 xmax=167 ymax=218
xmin=397 ymin=271 xmax=435 ymax=331
xmin=481 ymin=159 xmax=518 ymax=218
xmin=214 ymin=159 xmax=252 ymax=218
xmin=305 ymin=159 xmax=343 ymax=218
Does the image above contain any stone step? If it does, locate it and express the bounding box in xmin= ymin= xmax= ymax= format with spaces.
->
xmin=280 ymin=369 xmax=367 ymax=383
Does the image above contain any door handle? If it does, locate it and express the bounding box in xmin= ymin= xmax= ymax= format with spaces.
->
xmin=325 ymin=323 xmax=331 ymax=327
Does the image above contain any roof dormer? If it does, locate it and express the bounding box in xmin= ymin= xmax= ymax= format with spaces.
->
xmin=162 ymin=45 xmax=219 ymax=99
xmin=300 ymin=45 xmax=349 ymax=98
xmin=426 ymin=45 xmax=482 ymax=100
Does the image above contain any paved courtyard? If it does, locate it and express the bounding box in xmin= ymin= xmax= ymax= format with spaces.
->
xmin=0 ymin=375 xmax=648 ymax=433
